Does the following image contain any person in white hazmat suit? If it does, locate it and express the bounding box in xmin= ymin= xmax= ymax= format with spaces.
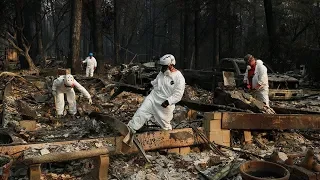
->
xmin=52 ymin=74 xmax=93 ymax=117
xmin=243 ymin=54 xmax=270 ymax=107
xmin=82 ymin=52 xmax=97 ymax=77
xmin=127 ymin=54 xmax=186 ymax=134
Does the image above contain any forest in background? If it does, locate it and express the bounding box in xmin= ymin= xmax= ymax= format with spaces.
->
xmin=0 ymin=0 xmax=319 ymax=77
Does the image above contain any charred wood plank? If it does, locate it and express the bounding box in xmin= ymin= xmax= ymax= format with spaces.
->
xmin=108 ymin=83 xmax=149 ymax=101
xmin=221 ymin=112 xmax=320 ymax=130
xmin=23 ymin=148 xmax=112 ymax=165
xmin=178 ymin=99 xmax=252 ymax=112
xmin=271 ymin=105 xmax=320 ymax=114
xmin=214 ymin=88 xmax=275 ymax=114
xmin=0 ymin=127 xmax=205 ymax=158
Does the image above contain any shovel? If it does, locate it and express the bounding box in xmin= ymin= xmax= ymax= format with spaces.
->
xmin=89 ymin=112 xmax=150 ymax=163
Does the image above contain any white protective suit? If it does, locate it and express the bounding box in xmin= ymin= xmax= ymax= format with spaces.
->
xmin=82 ymin=56 xmax=97 ymax=77
xmin=52 ymin=75 xmax=91 ymax=115
xmin=244 ymin=59 xmax=269 ymax=106
xmin=128 ymin=70 xmax=186 ymax=131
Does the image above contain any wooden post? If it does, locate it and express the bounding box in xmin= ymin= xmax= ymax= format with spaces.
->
xmin=244 ymin=131 xmax=253 ymax=144
xmin=29 ymin=164 xmax=41 ymax=180
xmin=94 ymin=154 xmax=109 ymax=180
xmin=203 ymin=112 xmax=230 ymax=147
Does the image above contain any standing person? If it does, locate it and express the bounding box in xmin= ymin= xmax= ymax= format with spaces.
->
xmin=243 ymin=54 xmax=270 ymax=107
xmin=52 ymin=74 xmax=92 ymax=118
xmin=126 ymin=54 xmax=185 ymax=136
xmin=82 ymin=52 xmax=97 ymax=77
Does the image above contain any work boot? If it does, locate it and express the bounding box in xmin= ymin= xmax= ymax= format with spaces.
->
xmin=70 ymin=114 xmax=76 ymax=120
xmin=56 ymin=114 xmax=63 ymax=119
xmin=65 ymin=114 xmax=76 ymax=120
xmin=53 ymin=115 xmax=63 ymax=127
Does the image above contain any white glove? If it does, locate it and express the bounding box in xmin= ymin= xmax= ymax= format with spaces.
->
xmin=52 ymin=90 xmax=57 ymax=97
xmin=88 ymin=98 xmax=93 ymax=105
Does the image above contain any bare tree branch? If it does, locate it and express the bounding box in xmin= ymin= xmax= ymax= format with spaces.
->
xmin=45 ymin=24 xmax=70 ymax=51
xmin=7 ymin=38 xmax=25 ymax=56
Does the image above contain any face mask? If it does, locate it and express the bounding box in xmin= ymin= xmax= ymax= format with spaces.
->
xmin=161 ymin=65 xmax=168 ymax=73
xmin=64 ymin=83 xmax=74 ymax=89
xmin=164 ymin=69 xmax=171 ymax=76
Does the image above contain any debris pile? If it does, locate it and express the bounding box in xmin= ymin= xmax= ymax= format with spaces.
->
xmin=1 ymin=65 xmax=320 ymax=179
xmin=272 ymin=94 xmax=320 ymax=112
xmin=1 ymin=74 xmax=127 ymax=142
xmin=109 ymin=150 xmax=244 ymax=180
xmin=12 ymin=158 xmax=96 ymax=179
xmin=183 ymin=85 xmax=214 ymax=104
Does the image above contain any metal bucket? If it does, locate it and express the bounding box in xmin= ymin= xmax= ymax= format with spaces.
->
xmin=240 ymin=160 xmax=290 ymax=180
xmin=0 ymin=155 xmax=13 ymax=180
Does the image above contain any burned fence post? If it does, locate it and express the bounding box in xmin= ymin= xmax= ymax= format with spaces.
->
xmin=203 ymin=112 xmax=230 ymax=147
xmin=29 ymin=164 xmax=41 ymax=180
xmin=93 ymin=154 xmax=110 ymax=180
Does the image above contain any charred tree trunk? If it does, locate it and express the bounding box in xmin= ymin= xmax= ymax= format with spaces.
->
xmin=89 ymin=0 xmax=104 ymax=73
xmin=213 ymin=0 xmax=220 ymax=67
xmin=113 ymin=0 xmax=120 ymax=65
xmin=16 ymin=0 xmax=29 ymax=69
xmin=13 ymin=0 xmax=38 ymax=73
xmin=179 ymin=1 xmax=184 ymax=68
xmin=23 ymin=1 xmax=36 ymax=61
xmin=228 ymin=1 xmax=235 ymax=55
xmin=239 ymin=5 xmax=244 ymax=55
xmin=263 ymin=0 xmax=276 ymax=65
xmin=151 ymin=0 xmax=156 ymax=58
xmin=68 ymin=0 xmax=83 ymax=73
xmin=50 ymin=0 xmax=61 ymax=61
xmin=194 ymin=0 xmax=200 ymax=69
xmin=183 ymin=0 xmax=190 ymax=69
xmin=24 ymin=48 xmax=38 ymax=71
xmin=252 ymin=0 xmax=257 ymax=38
xmin=35 ymin=0 xmax=44 ymax=67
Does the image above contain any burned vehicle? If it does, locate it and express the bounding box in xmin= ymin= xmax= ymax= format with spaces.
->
xmin=183 ymin=58 xmax=303 ymax=100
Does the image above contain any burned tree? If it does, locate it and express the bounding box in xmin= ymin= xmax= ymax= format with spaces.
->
xmin=84 ymin=0 xmax=104 ymax=73
xmin=1 ymin=0 xmax=40 ymax=74
xmin=68 ymin=0 xmax=83 ymax=73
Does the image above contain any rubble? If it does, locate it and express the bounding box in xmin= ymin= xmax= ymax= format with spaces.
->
xmin=109 ymin=151 xmax=238 ymax=180
xmin=272 ymin=93 xmax=320 ymax=112
xmin=2 ymin=67 xmax=320 ymax=179
xmin=1 ymin=75 xmax=137 ymax=142
xmin=183 ymin=85 xmax=214 ymax=104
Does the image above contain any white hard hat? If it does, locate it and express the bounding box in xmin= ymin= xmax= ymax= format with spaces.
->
xmin=64 ymin=74 xmax=75 ymax=87
xmin=159 ymin=54 xmax=176 ymax=65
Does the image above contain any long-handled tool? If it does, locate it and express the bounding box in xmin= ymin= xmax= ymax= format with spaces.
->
xmin=89 ymin=112 xmax=150 ymax=163
xmin=190 ymin=124 xmax=227 ymax=157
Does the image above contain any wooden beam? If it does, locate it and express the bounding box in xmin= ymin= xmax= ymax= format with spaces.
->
xmin=0 ymin=128 xmax=204 ymax=158
xmin=0 ymin=137 xmax=116 ymax=158
xmin=135 ymin=128 xmax=202 ymax=152
xmin=221 ymin=112 xmax=320 ymax=130
xmin=24 ymin=148 xmax=111 ymax=165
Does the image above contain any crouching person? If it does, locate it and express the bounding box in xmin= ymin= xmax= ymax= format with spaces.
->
xmin=52 ymin=74 xmax=92 ymax=118
xmin=243 ymin=54 xmax=270 ymax=107
xmin=127 ymin=54 xmax=185 ymax=135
